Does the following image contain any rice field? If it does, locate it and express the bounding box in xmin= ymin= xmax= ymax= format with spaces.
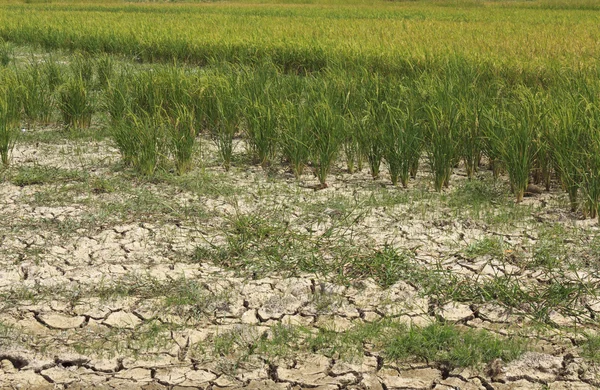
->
xmin=1 ymin=0 xmax=600 ymax=389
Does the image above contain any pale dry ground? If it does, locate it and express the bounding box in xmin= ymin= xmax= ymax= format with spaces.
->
xmin=1 ymin=131 xmax=599 ymax=390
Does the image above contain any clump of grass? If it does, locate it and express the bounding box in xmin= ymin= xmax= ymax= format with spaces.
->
xmin=343 ymin=245 xmax=415 ymax=289
xmin=215 ymin=319 xmax=525 ymax=370
xmin=463 ymin=236 xmax=507 ymax=260
xmin=581 ymin=333 xmax=600 ymax=363
xmin=9 ymin=166 xmax=85 ymax=187
xmin=386 ymin=322 xmax=524 ymax=369
xmin=59 ymin=76 xmax=94 ymax=129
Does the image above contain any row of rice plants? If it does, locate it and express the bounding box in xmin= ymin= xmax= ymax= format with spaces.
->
xmin=101 ymin=63 xmax=600 ymax=221
xmin=0 ymin=52 xmax=118 ymax=130
xmin=3 ymin=56 xmax=600 ymax=219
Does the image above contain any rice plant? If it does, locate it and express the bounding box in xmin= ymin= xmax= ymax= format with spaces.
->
xmin=358 ymin=89 xmax=385 ymax=180
xmin=579 ymin=96 xmax=600 ymax=220
xmin=104 ymin=72 xmax=131 ymax=125
xmin=58 ymin=76 xmax=94 ymax=129
xmin=110 ymin=118 xmax=137 ymax=166
xmin=18 ymin=62 xmax=53 ymax=125
xmin=382 ymin=97 xmax=422 ymax=187
xmin=484 ymin=89 xmax=540 ymax=203
xmin=548 ymin=90 xmax=585 ymax=212
xmin=203 ymin=76 xmax=240 ymax=171
xmin=166 ymin=105 xmax=197 ymax=175
xmin=325 ymin=71 xmax=360 ymax=175
xmin=241 ymin=64 xmax=280 ymax=167
xmin=113 ymin=112 xmax=168 ymax=176
xmin=342 ymin=128 xmax=360 ymax=174
xmin=70 ymin=52 xmax=95 ymax=87
xmin=457 ymin=90 xmax=485 ymax=180
xmin=532 ymin=104 xmax=553 ymax=192
xmin=42 ymin=55 xmax=64 ymax=93
xmin=421 ymin=76 xmax=461 ymax=191
xmin=449 ymin=57 xmax=486 ymax=180
xmin=280 ymin=98 xmax=311 ymax=179
xmin=0 ymin=74 xmax=21 ymax=167
xmin=96 ymin=54 xmax=115 ymax=90
xmin=306 ymin=87 xmax=343 ymax=188
xmin=128 ymin=70 xmax=163 ymax=118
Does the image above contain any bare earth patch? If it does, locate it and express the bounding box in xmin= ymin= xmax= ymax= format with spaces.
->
xmin=1 ymin=134 xmax=599 ymax=389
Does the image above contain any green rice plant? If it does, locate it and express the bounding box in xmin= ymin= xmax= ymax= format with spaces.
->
xmin=58 ymin=76 xmax=94 ymax=129
xmin=128 ymin=70 xmax=163 ymax=118
xmin=203 ymin=76 xmax=240 ymax=171
xmin=96 ymin=54 xmax=115 ymax=90
xmin=104 ymin=72 xmax=131 ymax=125
xmin=548 ymin=90 xmax=585 ymax=212
xmin=69 ymin=52 xmax=95 ymax=87
xmin=279 ymin=98 xmax=311 ymax=179
xmin=421 ymin=75 xmax=461 ymax=191
xmin=342 ymin=128 xmax=360 ymax=174
xmin=0 ymin=74 xmax=21 ymax=167
xmin=157 ymin=66 xmax=194 ymax=119
xmin=131 ymin=114 xmax=167 ymax=176
xmin=481 ymin=109 xmax=504 ymax=180
xmin=325 ymin=71 xmax=360 ymax=174
xmin=382 ymin=97 xmax=422 ymax=187
xmin=532 ymin=97 xmax=552 ymax=191
xmin=580 ymin=101 xmax=600 ymax=220
xmin=244 ymin=98 xmax=279 ymax=168
xmin=42 ymin=55 xmax=64 ymax=93
xmin=241 ymin=64 xmax=280 ymax=167
xmin=165 ymin=105 xmax=197 ymax=175
xmin=115 ymin=112 xmax=168 ymax=176
xmin=484 ymin=89 xmax=540 ymax=203
xmin=17 ymin=62 xmax=53 ymax=125
xmin=457 ymin=90 xmax=484 ymax=180
xmin=0 ymin=39 xmax=13 ymax=66
xmin=446 ymin=56 xmax=487 ymax=180
xmin=128 ymin=66 xmax=194 ymax=125
xmin=109 ymin=118 xmax=136 ymax=166
xmin=306 ymin=87 xmax=343 ymax=188
xmin=357 ymin=82 xmax=385 ymax=180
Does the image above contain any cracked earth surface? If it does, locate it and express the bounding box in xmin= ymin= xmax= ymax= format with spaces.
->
xmin=1 ymin=135 xmax=599 ymax=389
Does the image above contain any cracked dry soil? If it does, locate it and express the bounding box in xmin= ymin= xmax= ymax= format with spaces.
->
xmin=1 ymin=136 xmax=600 ymax=390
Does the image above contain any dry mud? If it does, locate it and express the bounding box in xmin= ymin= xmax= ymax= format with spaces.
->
xmin=1 ymin=135 xmax=599 ymax=390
